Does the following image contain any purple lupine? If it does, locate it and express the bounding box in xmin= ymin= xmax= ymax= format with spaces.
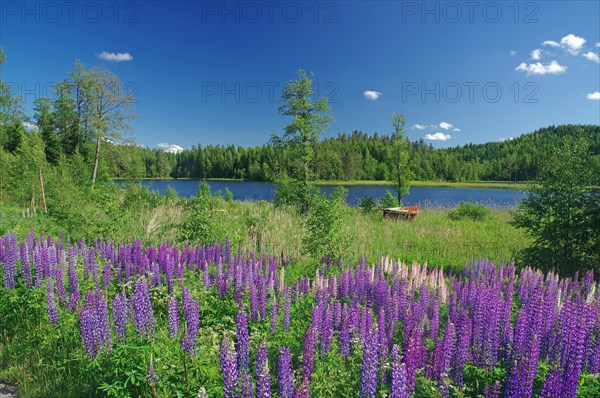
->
xmin=1 ymin=233 xmax=18 ymax=289
xmin=102 ymin=262 xmax=113 ymax=289
xmin=321 ymin=304 xmax=333 ymax=354
xmin=46 ymin=278 xmax=59 ymax=324
xmin=20 ymin=242 xmax=32 ymax=288
xmin=377 ymin=308 xmax=388 ymax=362
xmin=181 ymin=288 xmax=200 ymax=356
xmin=112 ymin=292 xmax=128 ymax=341
xmin=236 ymin=310 xmax=250 ymax=373
xmin=258 ymin=275 xmax=268 ymax=320
xmin=241 ymin=373 xmax=254 ymax=398
xmin=300 ymin=324 xmax=315 ymax=386
xmin=539 ymin=368 xmax=561 ymax=398
xmin=55 ymin=258 xmax=67 ymax=307
xmin=133 ymin=279 xmax=155 ymax=339
xmin=390 ymin=345 xmax=409 ymax=398
xmin=147 ymin=360 xmax=158 ymax=383
xmin=256 ymin=340 xmax=271 ymax=398
xmin=79 ymin=306 xmax=98 ymax=358
xmin=250 ymin=284 xmax=259 ymax=321
xmin=67 ymin=246 xmax=80 ymax=312
xmin=270 ymin=296 xmax=279 ymax=334
xmin=360 ymin=326 xmax=378 ymax=398
xmin=168 ymin=295 xmax=180 ymax=338
xmin=278 ymin=346 xmax=294 ymax=398
xmin=484 ymin=381 xmax=501 ymax=398
xmin=220 ymin=336 xmax=239 ymax=398
xmin=340 ymin=305 xmax=351 ymax=357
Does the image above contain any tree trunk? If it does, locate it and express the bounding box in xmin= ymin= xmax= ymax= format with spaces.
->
xmin=92 ymin=132 xmax=101 ymax=187
xmin=39 ymin=168 xmax=48 ymax=214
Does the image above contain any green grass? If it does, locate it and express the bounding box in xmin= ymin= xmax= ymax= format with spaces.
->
xmin=0 ymin=197 xmax=528 ymax=280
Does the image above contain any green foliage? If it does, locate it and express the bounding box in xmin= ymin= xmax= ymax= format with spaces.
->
xmin=179 ymin=182 xmax=215 ymax=244
xmin=447 ymin=202 xmax=491 ymax=221
xmin=391 ymin=113 xmax=414 ymax=204
xmin=224 ymin=187 xmax=234 ymax=202
xmin=271 ymin=69 xmax=334 ymax=183
xmin=358 ymin=196 xmax=377 ymax=214
xmin=379 ymin=190 xmax=399 ymax=208
xmin=302 ymin=187 xmax=350 ymax=259
xmin=273 ymin=176 xmax=315 ymax=211
xmin=513 ymin=136 xmax=600 ymax=276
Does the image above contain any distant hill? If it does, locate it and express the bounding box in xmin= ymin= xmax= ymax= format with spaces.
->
xmin=163 ymin=124 xmax=600 ymax=183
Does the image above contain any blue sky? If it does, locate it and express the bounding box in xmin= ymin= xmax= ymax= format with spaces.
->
xmin=1 ymin=1 xmax=599 ymax=151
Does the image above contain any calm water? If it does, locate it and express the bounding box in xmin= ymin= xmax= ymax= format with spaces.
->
xmin=118 ymin=180 xmax=526 ymax=209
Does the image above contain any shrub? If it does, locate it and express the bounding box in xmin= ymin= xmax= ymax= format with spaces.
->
xmin=379 ymin=190 xmax=399 ymax=208
xmin=179 ymin=182 xmax=214 ymax=244
xmin=447 ymin=202 xmax=491 ymax=221
xmin=359 ymin=196 xmax=377 ymax=214
xmin=302 ymin=187 xmax=350 ymax=259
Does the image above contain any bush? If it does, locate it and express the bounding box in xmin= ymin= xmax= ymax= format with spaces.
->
xmin=179 ymin=182 xmax=215 ymax=244
xmin=447 ymin=202 xmax=491 ymax=221
xmin=358 ymin=196 xmax=377 ymax=214
xmin=273 ymin=177 xmax=315 ymax=212
xmin=302 ymin=187 xmax=350 ymax=259
xmin=379 ymin=190 xmax=399 ymax=208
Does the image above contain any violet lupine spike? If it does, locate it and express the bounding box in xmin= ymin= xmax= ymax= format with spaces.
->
xmin=1 ymin=233 xmax=18 ymax=289
xmin=133 ymin=279 xmax=155 ymax=339
xmin=484 ymin=381 xmax=501 ymax=398
xmin=102 ymin=262 xmax=113 ymax=289
xmin=390 ymin=345 xmax=409 ymax=398
xmin=20 ymin=242 xmax=32 ymax=288
xmin=255 ymin=340 xmax=271 ymax=398
xmin=112 ymin=292 xmax=128 ymax=342
xmin=181 ymin=293 xmax=200 ymax=357
xmin=539 ymin=368 xmax=561 ymax=398
xmin=220 ymin=336 xmax=239 ymax=398
xmin=46 ymin=278 xmax=59 ymax=324
xmin=300 ymin=324 xmax=315 ymax=387
xmin=360 ymin=326 xmax=378 ymax=398
xmin=377 ymin=307 xmax=388 ymax=363
xmin=241 ymin=373 xmax=254 ymax=398
xmin=236 ymin=310 xmax=250 ymax=373
xmin=55 ymin=257 xmax=67 ymax=307
xmin=79 ymin=306 xmax=98 ymax=358
xmin=250 ymin=284 xmax=259 ymax=321
xmin=270 ymin=295 xmax=279 ymax=334
xmin=68 ymin=246 xmax=80 ymax=312
xmin=340 ymin=305 xmax=351 ymax=358
xmin=258 ymin=275 xmax=268 ymax=320
xmin=168 ymin=295 xmax=180 ymax=338
xmin=278 ymin=346 xmax=294 ymax=398
xmin=283 ymin=287 xmax=291 ymax=333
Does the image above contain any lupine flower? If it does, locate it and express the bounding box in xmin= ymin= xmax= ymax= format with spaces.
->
xmin=278 ymin=346 xmax=294 ymax=398
xmin=1 ymin=233 xmax=18 ymax=289
xmin=133 ymin=279 xmax=155 ymax=339
xmin=539 ymin=368 xmax=561 ymax=398
xmin=68 ymin=247 xmax=80 ymax=312
xmin=241 ymin=373 xmax=254 ymax=398
xmin=181 ymin=288 xmax=200 ymax=356
xmin=300 ymin=324 xmax=314 ymax=385
xmin=112 ymin=292 xmax=128 ymax=341
xmin=20 ymin=242 xmax=32 ymax=288
xmin=390 ymin=345 xmax=409 ymax=398
xmin=147 ymin=361 xmax=158 ymax=382
xmin=256 ymin=340 xmax=270 ymax=398
xmin=236 ymin=310 xmax=250 ymax=372
xmin=168 ymin=296 xmax=180 ymax=338
xmin=270 ymin=296 xmax=279 ymax=334
xmin=360 ymin=326 xmax=378 ymax=398
xmin=220 ymin=336 xmax=238 ymax=398
xmin=46 ymin=278 xmax=59 ymax=324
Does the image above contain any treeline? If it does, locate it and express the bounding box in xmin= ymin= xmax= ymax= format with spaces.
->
xmin=169 ymin=125 xmax=600 ymax=183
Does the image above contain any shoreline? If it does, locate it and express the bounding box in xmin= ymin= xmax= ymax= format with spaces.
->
xmin=114 ymin=178 xmax=529 ymax=190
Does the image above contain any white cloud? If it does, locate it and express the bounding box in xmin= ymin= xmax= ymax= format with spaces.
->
xmin=158 ymin=143 xmax=184 ymax=153
xmin=96 ymin=51 xmax=134 ymax=62
xmin=515 ymin=60 xmax=567 ymax=75
xmin=531 ymin=49 xmax=542 ymax=60
xmin=363 ymin=90 xmax=382 ymax=100
xmin=510 ymin=50 xmax=517 ymax=56
xmin=542 ymin=40 xmax=560 ymax=47
xmin=587 ymin=92 xmax=600 ymax=100
xmin=582 ymin=52 xmax=600 ymax=63
xmin=23 ymin=121 xmax=37 ymax=131
xmin=424 ymin=132 xmax=452 ymax=141
xmin=412 ymin=124 xmax=428 ymax=130
xmin=596 ymin=43 xmax=600 ymax=47
xmin=560 ymin=34 xmax=586 ymax=55
xmin=439 ymin=121 xmax=453 ymax=130
xmin=452 ymin=128 xmax=461 ymax=132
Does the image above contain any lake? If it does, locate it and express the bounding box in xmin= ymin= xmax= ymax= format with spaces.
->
xmin=118 ymin=180 xmax=527 ymax=209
